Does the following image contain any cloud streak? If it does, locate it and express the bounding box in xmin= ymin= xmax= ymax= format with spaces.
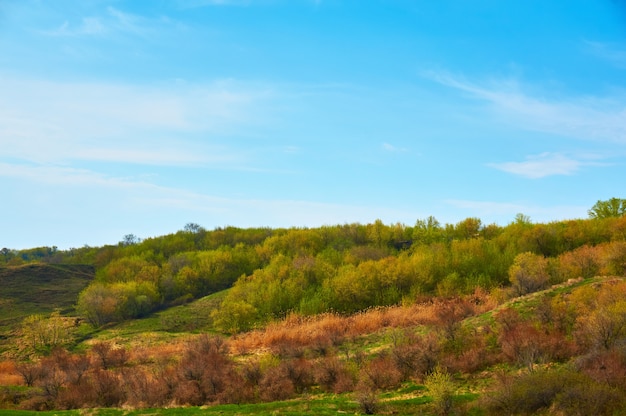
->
xmin=0 ymin=75 xmax=271 ymax=166
xmin=39 ymin=6 xmax=168 ymax=38
xmin=585 ymin=40 xmax=626 ymax=69
xmin=425 ymin=70 xmax=626 ymax=144
xmin=0 ymin=161 xmax=416 ymax=235
xmin=487 ymin=152 xmax=595 ymax=179
xmin=173 ymin=0 xmax=252 ymax=9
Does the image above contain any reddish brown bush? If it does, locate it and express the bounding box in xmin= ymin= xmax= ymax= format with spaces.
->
xmin=258 ymin=365 xmax=295 ymax=402
xmin=577 ymin=348 xmax=626 ymax=389
xmin=121 ymin=367 xmax=172 ymax=408
xmin=499 ymin=321 xmax=576 ymax=370
xmin=442 ymin=327 xmax=500 ymax=374
xmin=432 ymin=297 xmax=475 ymax=341
xmin=90 ymin=342 xmax=128 ymax=369
xmin=314 ymin=356 xmax=355 ymax=393
xmin=174 ymin=335 xmax=235 ymax=405
xmin=14 ymin=361 xmax=46 ymax=387
xmin=173 ymin=379 xmax=205 ymax=406
xmin=56 ymin=381 xmax=95 ymax=410
xmin=281 ymin=358 xmax=315 ymax=394
xmin=354 ymin=381 xmax=379 ymax=415
xmin=360 ymin=354 xmax=402 ymax=390
xmin=391 ymin=332 xmax=439 ymax=381
xmin=45 ymin=349 xmax=90 ymax=386
xmin=88 ymin=368 xmax=125 ymax=407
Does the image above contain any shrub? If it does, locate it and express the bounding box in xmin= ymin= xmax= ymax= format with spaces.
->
xmin=552 ymin=381 xmax=625 ymax=416
xmin=574 ymin=299 xmax=626 ymax=351
xmin=576 ymin=347 xmax=626 ymax=389
xmin=175 ymin=335 xmax=233 ymax=404
xmin=508 ymin=252 xmax=549 ymax=296
xmin=482 ymin=368 xmax=602 ymax=415
xmin=281 ymin=358 xmax=315 ymax=394
xmin=88 ymin=368 xmax=125 ymax=407
xmin=354 ymin=381 xmax=379 ymax=415
xmin=14 ymin=361 xmax=45 ymax=387
xmin=56 ymin=381 xmax=95 ymax=410
xmin=425 ymin=366 xmax=455 ymax=416
xmin=258 ymin=365 xmax=295 ymax=402
xmin=360 ymin=353 xmax=402 ymax=390
xmin=391 ymin=332 xmax=439 ymax=381
xmin=90 ymin=342 xmax=128 ymax=369
xmin=314 ymin=357 xmax=355 ymax=393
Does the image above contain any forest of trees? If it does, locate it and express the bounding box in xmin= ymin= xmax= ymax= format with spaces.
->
xmin=3 ymin=201 xmax=626 ymax=332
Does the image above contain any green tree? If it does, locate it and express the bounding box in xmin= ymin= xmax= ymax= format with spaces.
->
xmin=212 ymin=300 xmax=258 ymax=333
xmin=588 ymin=198 xmax=626 ymax=219
xmin=453 ymin=217 xmax=482 ymax=240
xmin=412 ymin=216 xmax=443 ymax=245
xmin=76 ymin=283 xmax=121 ymax=327
xmin=509 ymin=252 xmax=550 ymax=296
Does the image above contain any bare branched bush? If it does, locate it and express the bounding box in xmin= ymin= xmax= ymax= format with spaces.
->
xmin=354 ymin=381 xmax=379 ymax=415
xmin=258 ymin=365 xmax=295 ymax=402
xmin=576 ymin=348 xmax=626 ymax=389
xmin=391 ymin=332 xmax=440 ymax=381
xmin=173 ymin=334 xmax=234 ymax=405
xmin=314 ymin=356 xmax=355 ymax=393
xmin=360 ymin=353 xmax=402 ymax=390
xmin=483 ymin=367 xmax=626 ymax=416
xmin=15 ymin=361 xmax=46 ymax=387
xmin=90 ymin=342 xmax=128 ymax=369
xmin=88 ymin=368 xmax=126 ymax=407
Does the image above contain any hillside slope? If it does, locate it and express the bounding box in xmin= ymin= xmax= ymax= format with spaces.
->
xmin=0 ymin=263 xmax=94 ymax=330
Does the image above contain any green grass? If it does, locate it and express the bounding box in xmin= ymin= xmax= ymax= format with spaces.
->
xmin=0 ymin=264 xmax=93 ymax=319
xmin=0 ymin=390 xmax=483 ymax=416
xmin=464 ymin=276 xmax=613 ymax=331
xmin=80 ymin=290 xmax=228 ymax=348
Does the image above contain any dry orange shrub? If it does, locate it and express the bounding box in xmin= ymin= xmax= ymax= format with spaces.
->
xmin=0 ymin=360 xmax=22 ymax=385
xmin=230 ymin=290 xmax=495 ymax=355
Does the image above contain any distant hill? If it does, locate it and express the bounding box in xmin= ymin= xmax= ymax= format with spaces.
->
xmin=0 ymin=263 xmax=94 ymax=331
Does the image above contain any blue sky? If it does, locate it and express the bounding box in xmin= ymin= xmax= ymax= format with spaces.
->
xmin=1 ymin=0 xmax=626 ymax=249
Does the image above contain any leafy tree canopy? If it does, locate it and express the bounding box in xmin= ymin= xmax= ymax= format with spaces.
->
xmin=588 ymin=198 xmax=626 ymax=219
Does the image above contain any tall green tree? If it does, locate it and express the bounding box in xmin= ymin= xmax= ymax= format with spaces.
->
xmin=588 ymin=198 xmax=626 ymax=219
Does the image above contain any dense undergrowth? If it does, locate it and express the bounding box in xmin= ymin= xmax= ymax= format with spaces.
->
xmin=1 ymin=212 xmax=626 ymax=414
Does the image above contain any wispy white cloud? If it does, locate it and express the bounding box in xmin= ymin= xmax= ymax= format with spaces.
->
xmin=0 ymin=162 xmax=144 ymax=188
xmin=0 ymin=75 xmax=271 ymax=166
xmin=487 ymin=152 xmax=603 ymax=179
xmin=174 ymin=0 xmax=252 ymax=9
xmin=381 ymin=142 xmax=408 ymax=153
xmin=425 ymin=70 xmax=626 ymax=144
xmin=585 ymin=40 xmax=626 ymax=69
xmin=0 ymin=161 xmax=416 ymax=232
xmin=39 ymin=5 xmax=171 ymax=38
xmin=42 ymin=17 xmax=106 ymax=36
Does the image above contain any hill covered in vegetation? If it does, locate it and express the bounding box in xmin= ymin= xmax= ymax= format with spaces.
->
xmin=1 ymin=199 xmax=626 ymax=414
xmin=0 ymin=264 xmax=93 ymax=333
